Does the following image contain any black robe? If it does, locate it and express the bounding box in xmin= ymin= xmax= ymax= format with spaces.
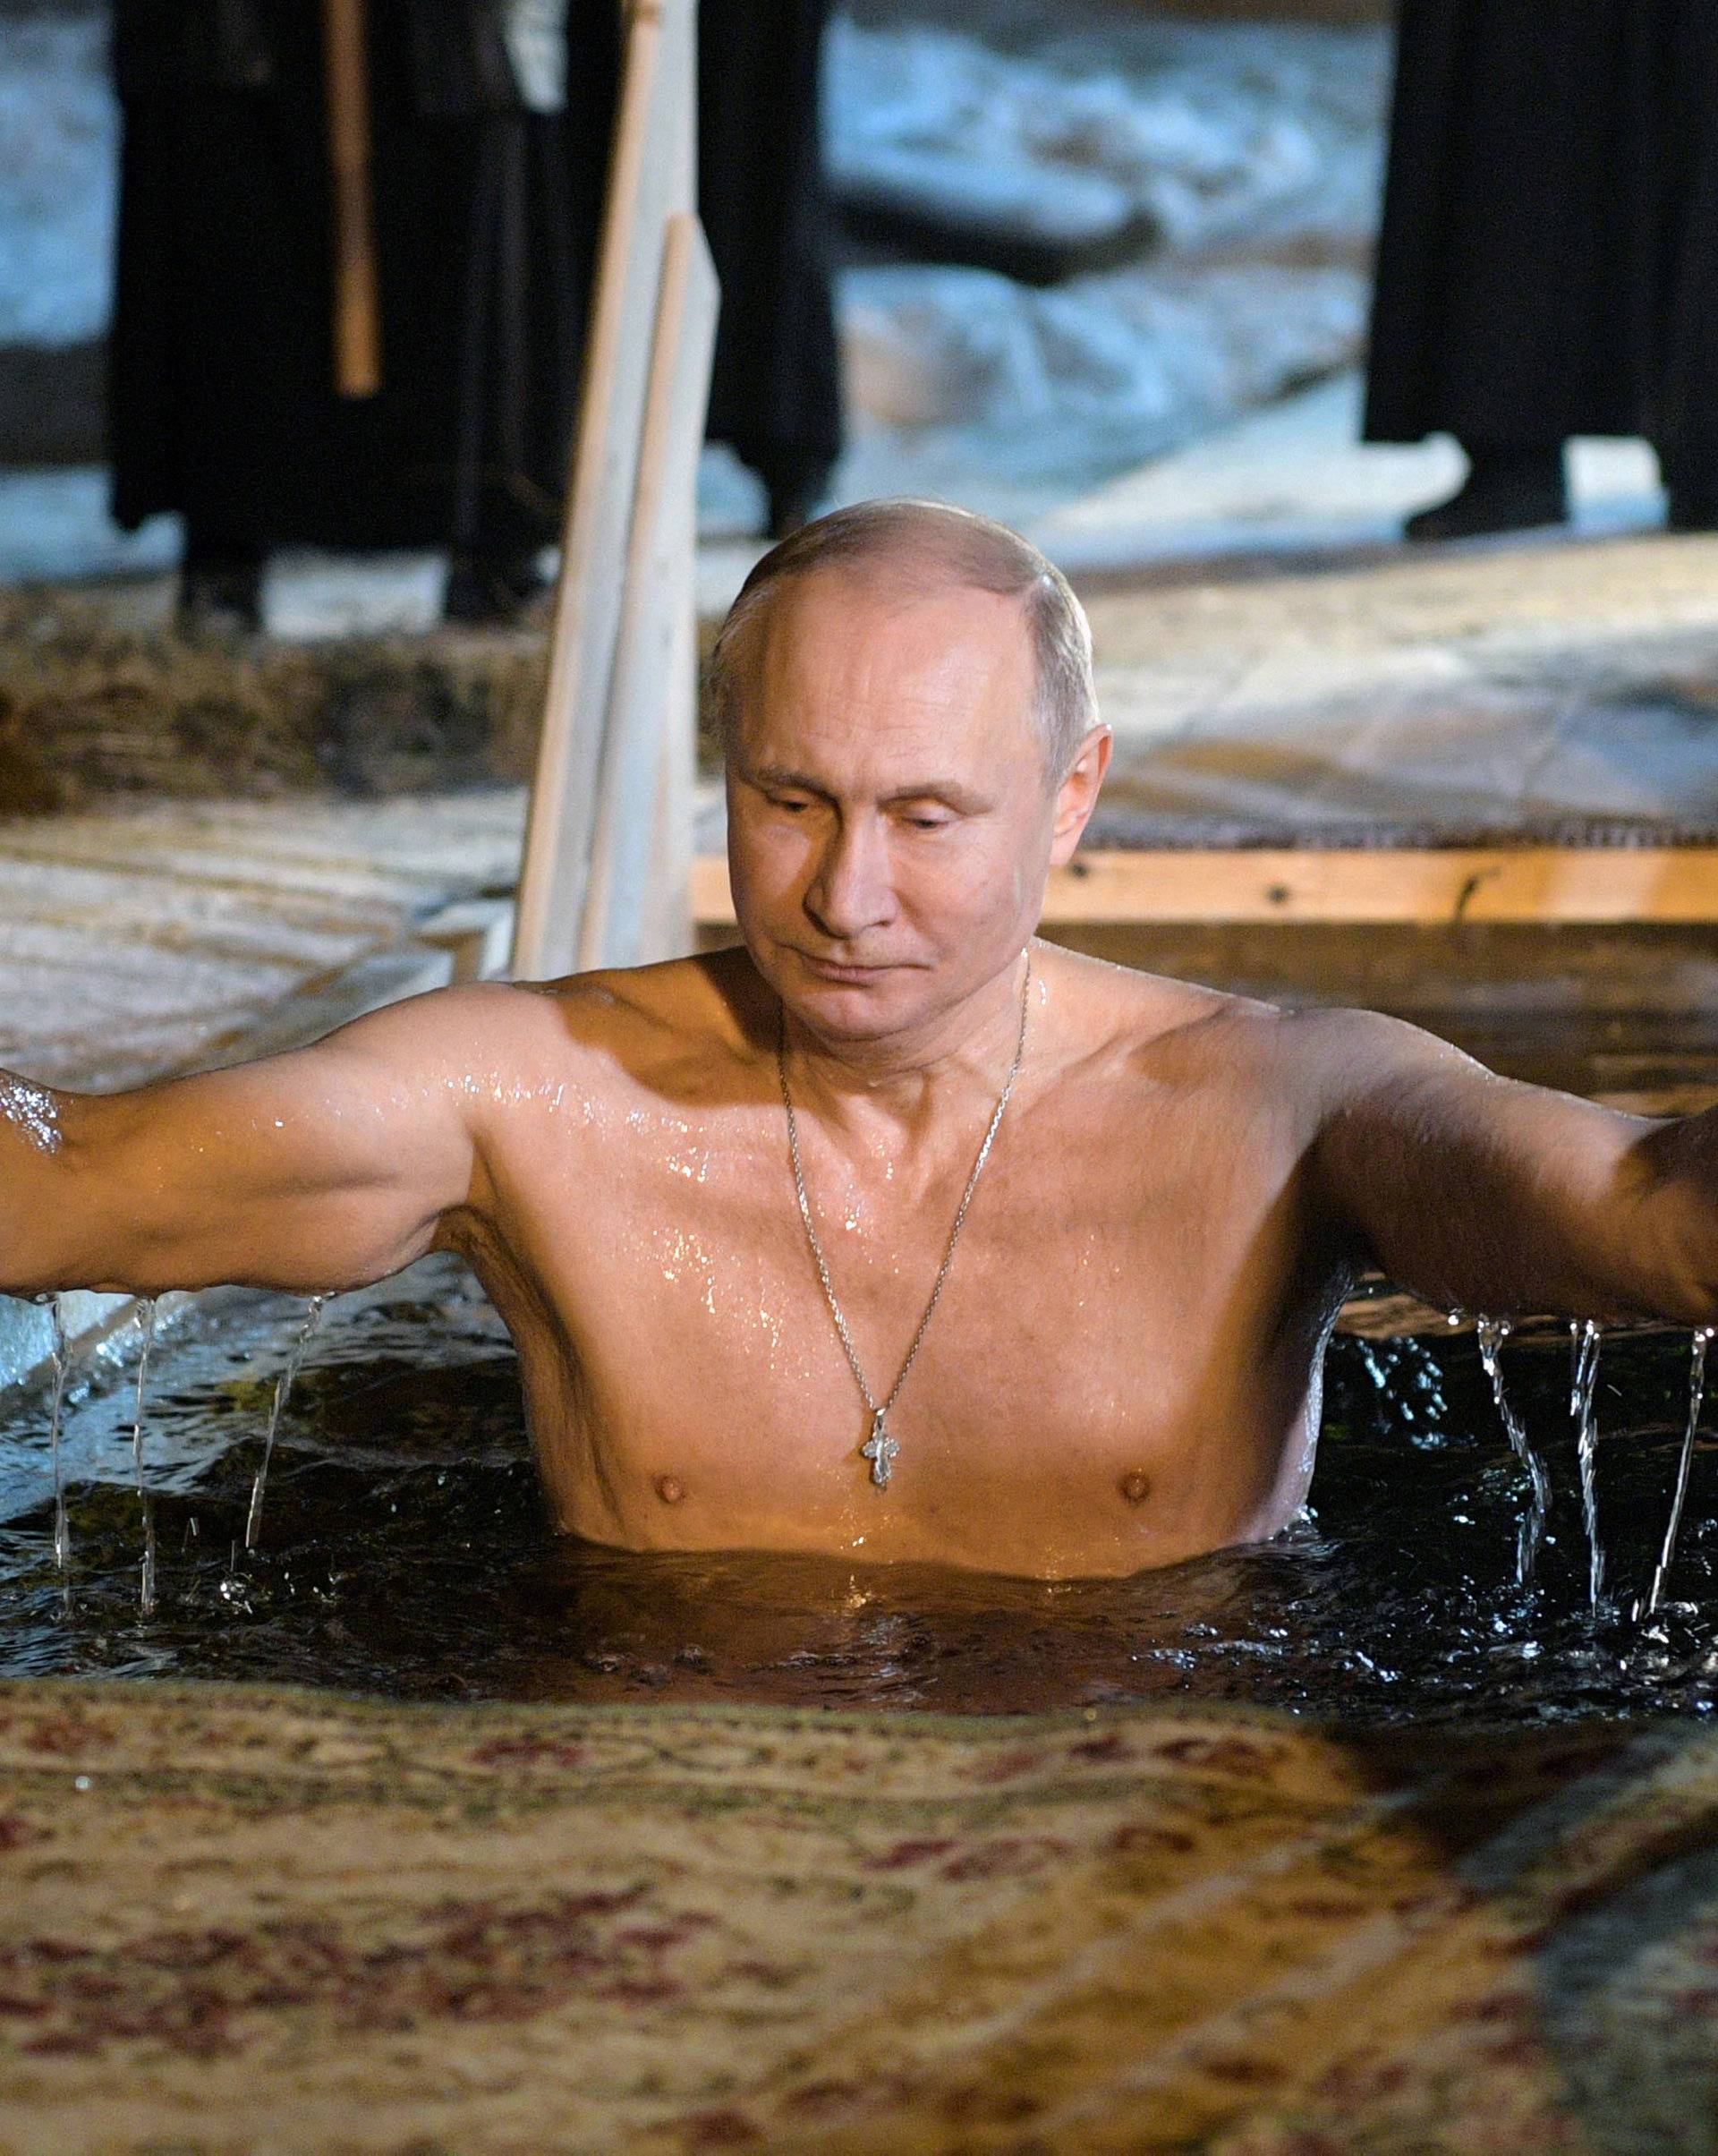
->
xmin=698 ymin=0 xmax=842 ymax=508
xmin=109 ymin=1 xmax=842 ymax=559
xmin=1363 ymin=0 xmax=1718 ymax=481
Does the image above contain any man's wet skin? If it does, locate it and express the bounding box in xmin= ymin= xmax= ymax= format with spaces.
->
xmin=5 ymin=517 xmax=1718 ymax=1579
xmin=448 ymin=942 xmax=1340 ymax=1577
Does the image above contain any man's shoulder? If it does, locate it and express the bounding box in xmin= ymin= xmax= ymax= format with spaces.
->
xmin=498 ymin=948 xmax=764 ymax=1087
xmin=1043 ymin=952 xmax=1410 ymax=1154
xmin=1067 ymin=960 xmax=1462 ymax=1080
xmin=353 ymin=953 xmax=752 ymax=1085
xmin=1267 ymin=1002 xmax=1476 ymax=1088
xmin=1204 ymin=1001 xmax=1497 ymax=1155
xmin=364 ymin=956 xmax=762 ymax=1155
xmin=1045 ymin=944 xmax=1282 ymax=1070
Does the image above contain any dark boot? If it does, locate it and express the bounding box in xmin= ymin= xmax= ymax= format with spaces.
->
xmin=444 ymin=548 xmax=554 ymax=626
xmin=1405 ymin=446 xmax=1568 ymax=541
xmin=1664 ymin=463 xmax=1718 ymax=533
xmin=756 ymin=456 xmax=833 ymax=542
xmin=766 ymin=478 xmax=826 ymax=541
xmin=177 ymin=548 xmax=262 ymax=635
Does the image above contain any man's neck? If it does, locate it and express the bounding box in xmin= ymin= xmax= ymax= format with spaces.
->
xmin=778 ymin=947 xmax=1034 ymax=1154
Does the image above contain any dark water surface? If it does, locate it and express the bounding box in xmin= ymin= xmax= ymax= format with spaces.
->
xmin=4 ymin=1257 xmax=1718 ymax=1725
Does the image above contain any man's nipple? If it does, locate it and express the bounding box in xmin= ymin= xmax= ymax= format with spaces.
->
xmin=1118 ymin=1469 xmax=1151 ymax=1507
xmin=654 ymin=1475 xmax=686 ymax=1505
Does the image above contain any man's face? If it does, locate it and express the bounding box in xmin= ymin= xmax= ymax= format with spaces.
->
xmin=725 ymin=566 xmax=1107 ymax=1047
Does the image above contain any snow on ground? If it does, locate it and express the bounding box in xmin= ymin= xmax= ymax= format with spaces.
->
xmin=826 ymin=8 xmax=1384 ymax=260
xmin=828 ymin=5 xmax=1390 ymax=515
xmin=837 ymin=254 xmax=1365 ymax=519
xmin=0 ymin=466 xmax=175 ymax=586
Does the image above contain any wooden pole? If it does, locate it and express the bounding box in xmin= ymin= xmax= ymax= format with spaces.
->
xmin=512 ymin=0 xmax=698 ymax=980
xmin=578 ymin=214 xmax=719 ymax=971
xmin=321 ymin=0 xmax=382 ymax=398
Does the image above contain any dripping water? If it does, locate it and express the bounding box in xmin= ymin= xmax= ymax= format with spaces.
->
xmin=130 ymin=1298 xmax=157 ymax=1615
xmin=26 ymin=1291 xmax=73 ymax=1590
xmin=1647 ymin=1325 xmax=1715 ymax=1615
xmin=245 ymin=1297 xmax=326 ymax=1552
xmin=8 ymin=1257 xmax=1718 ymax=1719
xmin=1476 ymin=1316 xmax=1552 ymax=1584
xmin=47 ymin=1296 xmax=70 ymax=1583
xmin=1570 ymin=1319 xmax=1604 ymax=1610
xmin=1355 ymin=1340 xmax=1388 ymax=1392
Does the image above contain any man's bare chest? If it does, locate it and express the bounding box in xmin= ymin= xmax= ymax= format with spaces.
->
xmin=473 ymin=1088 xmax=1319 ymax=1574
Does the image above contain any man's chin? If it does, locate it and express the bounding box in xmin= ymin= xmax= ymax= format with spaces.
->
xmin=772 ymin=949 xmax=926 ymax=1034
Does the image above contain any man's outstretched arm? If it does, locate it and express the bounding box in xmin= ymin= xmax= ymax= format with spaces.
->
xmin=0 ymin=984 xmax=512 ymax=1301
xmin=1300 ymin=1008 xmax=1718 ymax=1325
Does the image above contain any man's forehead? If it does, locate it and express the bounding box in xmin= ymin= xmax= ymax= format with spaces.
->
xmin=771 ymin=562 xmax=1026 ymax=652
xmin=749 ymin=565 xmax=1035 ymax=708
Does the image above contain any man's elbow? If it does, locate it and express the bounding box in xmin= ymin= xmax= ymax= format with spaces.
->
xmin=0 ymin=1170 xmax=117 ymax=1300
xmin=1627 ymin=1119 xmax=1718 ymax=1326
xmin=1646 ymin=1197 xmax=1718 ymax=1329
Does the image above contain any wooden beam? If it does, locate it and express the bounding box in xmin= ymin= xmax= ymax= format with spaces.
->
xmin=321 ymin=0 xmax=382 ymax=397
xmin=512 ymin=0 xmax=696 ymax=980
xmin=693 ymin=848 xmax=1718 ymax=929
xmin=578 ymin=214 xmax=719 ymax=971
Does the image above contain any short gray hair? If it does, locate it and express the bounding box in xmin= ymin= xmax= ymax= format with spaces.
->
xmin=708 ymin=499 xmax=1097 ymax=780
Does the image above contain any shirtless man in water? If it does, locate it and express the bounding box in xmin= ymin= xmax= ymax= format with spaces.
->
xmin=3 ymin=501 xmax=1714 ymax=1578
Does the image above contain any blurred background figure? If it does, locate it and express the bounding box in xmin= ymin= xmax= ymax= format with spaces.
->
xmin=111 ymin=1 xmax=600 ymax=627
xmin=7 ymin=1 xmax=1391 ymax=609
xmin=107 ymin=0 xmax=842 ymax=627
xmin=1365 ymin=0 xmax=1718 ymax=541
xmin=699 ymin=0 xmax=843 ymax=542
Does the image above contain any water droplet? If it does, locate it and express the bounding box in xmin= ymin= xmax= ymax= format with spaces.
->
xmin=1476 ymin=1316 xmax=1550 ymax=1585
xmin=1647 ymin=1326 xmax=1714 ymax=1615
xmin=1570 ymin=1319 xmax=1605 ymax=1611
xmin=132 ymin=1300 xmax=158 ymax=1615
xmin=45 ymin=1297 xmax=72 ymax=1583
xmin=0 ymin=1075 xmax=63 ymax=1155
xmin=246 ymin=1297 xmax=327 ymax=1552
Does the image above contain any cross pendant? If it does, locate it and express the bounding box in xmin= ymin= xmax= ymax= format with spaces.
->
xmin=860 ymin=1411 xmax=899 ymax=1489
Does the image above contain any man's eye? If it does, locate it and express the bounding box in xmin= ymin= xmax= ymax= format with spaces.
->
xmin=904 ymin=813 xmax=950 ymax=831
xmin=769 ymin=796 xmax=812 ymax=814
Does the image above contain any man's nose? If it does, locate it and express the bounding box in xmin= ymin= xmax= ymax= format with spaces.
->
xmin=804 ymin=814 xmax=897 ymax=942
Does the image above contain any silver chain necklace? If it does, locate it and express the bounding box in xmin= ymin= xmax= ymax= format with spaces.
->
xmin=778 ymin=951 xmax=1032 ymax=1489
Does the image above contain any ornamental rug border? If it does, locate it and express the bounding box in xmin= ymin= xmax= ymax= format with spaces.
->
xmin=0 ymin=1677 xmax=1712 ymax=2155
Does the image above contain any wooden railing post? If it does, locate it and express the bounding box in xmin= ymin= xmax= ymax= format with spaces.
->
xmin=512 ymin=0 xmax=712 ymax=982
xmin=577 ymin=215 xmax=719 ymax=972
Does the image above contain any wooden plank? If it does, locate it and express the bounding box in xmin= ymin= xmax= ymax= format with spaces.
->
xmin=511 ymin=0 xmax=695 ymax=980
xmin=578 ymin=215 xmax=719 ymax=972
xmin=639 ymin=475 xmax=701 ymax=961
xmin=321 ymin=0 xmax=382 ymax=397
xmin=693 ymin=848 xmax=1718 ymax=929
xmin=417 ymin=898 xmax=516 ymax=984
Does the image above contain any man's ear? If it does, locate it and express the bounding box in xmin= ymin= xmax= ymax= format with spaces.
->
xmin=1048 ymin=726 xmax=1111 ymax=868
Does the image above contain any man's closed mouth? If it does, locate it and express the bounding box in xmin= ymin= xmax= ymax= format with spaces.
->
xmin=799 ymin=953 xmax=895 ymax=981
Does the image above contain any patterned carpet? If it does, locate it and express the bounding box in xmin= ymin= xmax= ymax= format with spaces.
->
xmin=0 ymin=1682 xmax=1715 ymax=2152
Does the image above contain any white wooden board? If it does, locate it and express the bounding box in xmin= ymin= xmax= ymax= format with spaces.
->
xmin=512 ymin=0 xmax=697 ymax=979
